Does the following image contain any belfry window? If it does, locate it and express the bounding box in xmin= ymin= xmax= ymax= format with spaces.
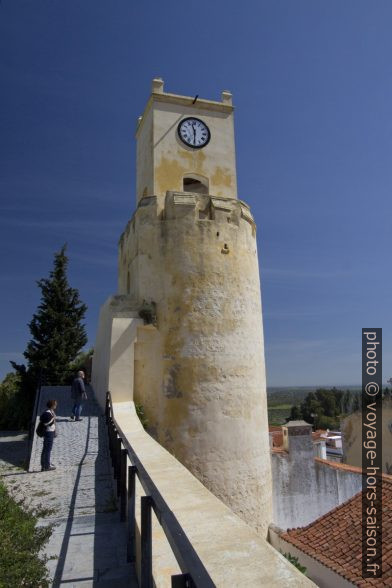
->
xmin=183 ymin=175 xmax=208 ymax=194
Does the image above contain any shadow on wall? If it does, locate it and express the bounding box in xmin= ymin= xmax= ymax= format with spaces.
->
xmin=110 ymin=322 xmax=136 ymax=369
xmin=0 ymin=432 xmax=28 ymax=469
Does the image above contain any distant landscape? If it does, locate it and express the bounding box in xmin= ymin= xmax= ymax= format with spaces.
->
xmin=267 ymin=386 xmax=362 ymax=427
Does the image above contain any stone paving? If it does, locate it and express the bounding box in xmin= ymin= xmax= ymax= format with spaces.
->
xmin=0 ymin=386 xmax=138 ymax=587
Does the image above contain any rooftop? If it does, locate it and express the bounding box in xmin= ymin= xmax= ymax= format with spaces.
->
xmin=283 ymin=420 xmax=312 ymax=428
xmin=281 ymin=476 xmax=392 ymax=587
xmin=269 ymin=426 xmax=329 ymax=450
xmin=314 ymin=458 xmax=365 ymax=476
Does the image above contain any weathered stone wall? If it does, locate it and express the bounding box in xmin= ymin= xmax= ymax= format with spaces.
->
xmin=271 ymin=440 xmax=363 ymax=529
xmin=136 ymin=103 xmax=154 ymax=202
xmin=118 ymin=191 xmax=272 ymax=537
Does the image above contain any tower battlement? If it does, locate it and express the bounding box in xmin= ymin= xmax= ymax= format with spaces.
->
xmin=118 ymin=191 xmax=258 ymax=303
xmin=119 ymin=191 xmax=255 ymax=247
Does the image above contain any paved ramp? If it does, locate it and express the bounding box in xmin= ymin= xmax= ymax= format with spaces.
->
xmin=25 ymin=385 xmax=137 ymax=587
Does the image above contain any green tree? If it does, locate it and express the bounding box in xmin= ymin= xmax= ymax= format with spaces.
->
xmin=300 ymin=392 xmax=322 ymax=426
xmin=288 ymin=405 xmax=302 ymax=421
xmin=0 ymin=373 xmax=24 ymax=429
xmin=297 ymin=388 xmax=345 ymax=429
xmin=14 ymin=245 xmax=87 ymax=385
xmin=342 ymin=390 xmax=352 ymax=414
xmin=352 ymin=392 xmax=361 ymax=412
xmin=3 ymin=246 xmax=87 ymax=430
xmin=66 ymin=348 xmax=94 ymax=384
xmin=0 ymin=366 xmax=38 ymax=430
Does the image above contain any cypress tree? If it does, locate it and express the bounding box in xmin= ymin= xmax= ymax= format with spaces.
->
xmin=22 ymin=245 xmax=87 ymax=385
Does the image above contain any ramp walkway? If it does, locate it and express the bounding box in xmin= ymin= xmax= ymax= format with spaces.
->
xmin=26 ymin=385 xmax=138 ymax=587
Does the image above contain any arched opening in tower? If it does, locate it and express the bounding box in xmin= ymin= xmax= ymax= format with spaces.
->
xmin=183 ymin=175 xmax=208 ymax=194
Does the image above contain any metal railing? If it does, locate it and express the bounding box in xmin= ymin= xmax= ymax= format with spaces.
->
xmin=105 ymin=391 xmax=216 ymax=588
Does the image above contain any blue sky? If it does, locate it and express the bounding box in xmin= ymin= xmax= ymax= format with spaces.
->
xmin=0 ymin=1 xmax=391 ymax=386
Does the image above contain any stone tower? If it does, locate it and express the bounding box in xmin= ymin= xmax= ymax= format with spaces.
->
xmin=101 ymin=79 xmax=272 ymax=536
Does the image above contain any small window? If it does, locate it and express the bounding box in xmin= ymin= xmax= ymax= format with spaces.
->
xmin=183 ymin=176 xmax=208 ymax=194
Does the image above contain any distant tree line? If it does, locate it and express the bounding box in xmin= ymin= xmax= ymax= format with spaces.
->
xmin=0 ymin=246 xmax=90 ymax=430
xmin=288 ymin=387 xmax=392 ymax=430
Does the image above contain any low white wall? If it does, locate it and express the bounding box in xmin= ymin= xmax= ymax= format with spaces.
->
xmin=269 ymin=526 xmax=355 ymax=588
xmin=271 ymin=447 xmax=363 ymax=529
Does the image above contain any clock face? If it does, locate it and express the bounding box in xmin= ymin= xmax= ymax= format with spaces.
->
xmin=178 ymin=117 xmax=211 ymax=149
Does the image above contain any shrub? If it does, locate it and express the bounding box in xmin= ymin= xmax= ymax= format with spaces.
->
xmin=282 ymin=551 xmax=307 ymax=575
xmin=0 ymin=372 xmax=33 ymax=431
xmin=135 ymin=403 xmax=148 ymax=429
xmin=0 ymin=481 xmax=52 ymax=587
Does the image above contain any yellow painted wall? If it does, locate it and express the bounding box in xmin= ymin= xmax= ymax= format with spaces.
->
xmin=135 ymin=84 xmax=237 ymax=209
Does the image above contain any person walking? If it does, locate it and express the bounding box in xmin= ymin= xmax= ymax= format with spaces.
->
xmin=70 ymin=370 xmax=87 ymax=421
xmin=40 ymin=399 xmax=57 ymax=472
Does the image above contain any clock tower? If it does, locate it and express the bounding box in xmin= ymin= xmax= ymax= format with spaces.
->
xmin=95 ymin=79 xmax=272 ymax=537
xmin=135 ymin=77 xmax=237 ymax=208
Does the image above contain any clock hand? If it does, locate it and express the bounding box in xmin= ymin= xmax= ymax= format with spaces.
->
xmin=192 ymin=124 xmax=196 ymax=145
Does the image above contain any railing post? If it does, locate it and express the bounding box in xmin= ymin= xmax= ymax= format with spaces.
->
xmin=171 ymin=574 xmax=194 ymax=588
xmin=120 ymin=448 xmax=127 ymax=522
xmin=105 ymin=391 xmax=110 ymax=423
xmin=116 ymin=437 xmax=122 ymax=495
xmin=108 ymin=418 xmax=112 ymax=459
xmin=109 ymin=420 xmax=115 ymax=467
xmin=127 ymin=465 xmax=137 ymax=563
xmin=112 ymin=426 xmax=119 ymax=474
xmin=141 ymin=495 xmax=153 ymax=588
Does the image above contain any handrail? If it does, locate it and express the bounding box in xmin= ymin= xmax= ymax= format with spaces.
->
xmin=105 ymin=391 xmax=216 ymax=588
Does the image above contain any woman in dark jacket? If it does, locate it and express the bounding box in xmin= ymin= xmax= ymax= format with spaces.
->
xmin=40 ymin=399 xmax=57 ymax=472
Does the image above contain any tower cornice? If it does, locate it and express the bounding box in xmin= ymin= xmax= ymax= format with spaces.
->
xmin=136 ymin=86 xmax=234 ymax=137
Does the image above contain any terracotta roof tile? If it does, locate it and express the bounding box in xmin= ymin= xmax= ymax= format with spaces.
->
xmin=314 ymin=457 xmax=365 ymax=475
xmin=281 ymin=477 xmax=392 ymax=587
xmin=315 ymin=458 xmax=392 ymax=481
